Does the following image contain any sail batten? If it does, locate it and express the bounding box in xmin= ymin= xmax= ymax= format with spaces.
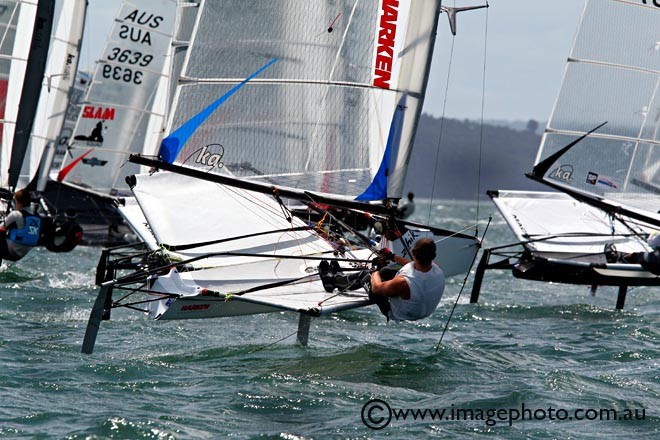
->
xmin=568 ymin=57 xmax=660 ymax=76
xmin=545 ymin=128 xmax=660 ymax=147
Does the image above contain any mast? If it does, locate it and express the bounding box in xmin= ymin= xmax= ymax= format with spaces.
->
xmin=7 ymin=0 xmax=54 ymax=192
xmin=383 ymin=1 xmax=443 ymax=202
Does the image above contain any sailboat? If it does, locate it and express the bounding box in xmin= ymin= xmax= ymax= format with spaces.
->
xmin=474 ymin=0 xmax=660 ymax=309
xmin=41 ymin=0 xmax=178 ymax=246
xmin=82 ymin=0 xmax=487 ymax=354
xmin=0 ymin=0 xmax=87 ymax=254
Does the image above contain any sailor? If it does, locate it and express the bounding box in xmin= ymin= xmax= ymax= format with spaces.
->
xmin=604 ymin=234 xmax=660 ymax=275
xmin=0 ymin=189 xmax=41 ymax=264
xmin=395 ymin=192 xmax=415 ymax=219
xmin=319 ymin=237 xmax=445 ymax=321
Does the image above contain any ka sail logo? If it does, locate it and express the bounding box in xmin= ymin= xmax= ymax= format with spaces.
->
xmin=192 ymin=144 xmax=224 ymax=170
xmin=548 ymin=165 xmax=574 ymax=183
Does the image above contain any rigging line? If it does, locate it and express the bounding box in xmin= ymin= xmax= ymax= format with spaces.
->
xmin=434 ymin=222 xmax=481 ymax=243
xmin=161 ymin=226 xmax=310 ymax=252
xmin=435 ymin=216 xmax=491 ymax=352
xmin=220 ymin=181 xmax=295 ymax=227
xmin=225 ymin=273 xmax=319 ymax=296
xmin=111 ymin=252 xmax=374 ymax=286
xmin=302 ymin=0 xmax=360 ymax=173
xmin=206 ymin=178 xmax=329 ymax=256
xmin=427 ymin=26 xmax=456 ymax=226
xmin=303 ymin=197 xmax=384 ymax=255
xmin=317 ymin=287 xmax=368 ymax=307
xmin=475 ymin=5 xmax=489 ymax=236
xmin=213 ymin=176 xmax=320 ymax=250
xmin=271 ymin=187 xmax=312 ymax=272
xmin=247 ymin=329 xmax=299 ymax=354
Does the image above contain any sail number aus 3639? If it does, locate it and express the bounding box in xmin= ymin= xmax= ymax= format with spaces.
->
xmin=102 ymin=65 xmax=142 ymax=84
xmin=107 ymin=48 xmax=153 ymax=67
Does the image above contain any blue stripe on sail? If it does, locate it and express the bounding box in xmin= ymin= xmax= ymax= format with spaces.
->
xmin=158 ymin=58 xmax=278 ymax=164
xmin=355 ymin=98 xmax=406 ymax=201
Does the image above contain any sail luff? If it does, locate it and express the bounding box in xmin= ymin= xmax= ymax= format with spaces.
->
xmin=533 ymin=1 xmax=587 ymax=166
xmin=160 ymin=0 xmax=204 ymax=149
xmin=384 ymin=0 xmax=443 ymax=201
xmin=31 ymin=0 xmax=88 ymax=192
xmin=0 ymin=1 xmax=28 ymax=188
xmin=7 ymin=0 xmax=54 ymax=191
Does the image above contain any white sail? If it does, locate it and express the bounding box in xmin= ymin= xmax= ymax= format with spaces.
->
xmin=50 ymin=70 xmax=91 ymax=171
xmin=156 ymin=0 xmax=440 ymax=201
xmin=532 ymin=0 xmax=660 ymax=223
xmin=20 ymin=0 xmax=87 ymax=190
xmin=0 ymin=1 xmax=36 ymax=189
xmin=57 ymin=0 xmax=177 ymax=196
xmin=491 ymin=190 xmax=651 ymax=257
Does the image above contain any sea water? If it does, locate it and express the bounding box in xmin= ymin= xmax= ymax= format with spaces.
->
xmin=0 ymin=200 xmax=657 ymax=439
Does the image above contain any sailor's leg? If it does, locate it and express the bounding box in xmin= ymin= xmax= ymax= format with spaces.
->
xmin=640 ymin=250 xmax=660 ymax=275
xmin=318 ymin=260 xmax=336 ymax=293
xmin=0 ymin=236 xmax=10 ymax=264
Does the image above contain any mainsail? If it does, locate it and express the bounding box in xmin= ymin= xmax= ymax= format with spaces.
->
xmin=28 ymin=0 xmax=87 ymax=191
xmin=0 ymin=1 xmax=25 ymax=188
xmin=0 ymin=0 xmax=87 ymax=193
xmin=57 ymin=0 xmax=177 ymax=196
xmin=529 ymin=0 xmax=660 ymax=226
xmin=156 ymin=0 xmax=440 ymax=200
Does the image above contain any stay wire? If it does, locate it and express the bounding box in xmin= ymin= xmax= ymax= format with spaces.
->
xmin=427 ymin=33 xmax=455 ymax=226
xmin=435 ymin=216 xmax=491 ymax=352
xmin=247 ymin=329 xmax=300 ymax=354
xmin=475 ymin=6 xmax=490 ymax=236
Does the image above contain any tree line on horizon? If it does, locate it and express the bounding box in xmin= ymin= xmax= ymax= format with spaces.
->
xmin=404 ymin=114 xmax=548 ymax=200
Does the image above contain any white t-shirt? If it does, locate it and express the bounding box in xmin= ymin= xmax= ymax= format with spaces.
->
xmin=389 ymin=262 xmax=445 ymax=321
xmin=396 ymin=201 xmax=415 ymax=219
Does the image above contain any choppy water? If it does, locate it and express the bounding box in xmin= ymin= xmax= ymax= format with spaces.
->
xmin=0 ymin=200 xmax=658 ymax=439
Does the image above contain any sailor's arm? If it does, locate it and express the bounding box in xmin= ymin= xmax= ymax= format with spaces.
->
xmin=370 ymin=270 xmax=411 ymax=299
xmin=392 ymin=254 xmax=411 ymax=266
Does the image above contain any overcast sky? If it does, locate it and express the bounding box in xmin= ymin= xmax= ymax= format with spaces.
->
xmin=80 ymin=0 xmax=585 ymax=123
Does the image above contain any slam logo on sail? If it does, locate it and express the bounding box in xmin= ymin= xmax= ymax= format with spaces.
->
xmin=373 ymin=0 xmax=399 ymax=89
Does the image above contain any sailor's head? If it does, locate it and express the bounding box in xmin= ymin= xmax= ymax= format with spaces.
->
xmin=412 ymin=237 xmax=436 ymax=265
xmin=13 ymin=189 xmax=31 ymax=208
xmin=407 ymin=192 xmax=414 ymax=201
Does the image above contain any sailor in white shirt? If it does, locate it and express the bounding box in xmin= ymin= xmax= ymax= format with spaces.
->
xmin=369 ymin=237 xmax=445 ymax=321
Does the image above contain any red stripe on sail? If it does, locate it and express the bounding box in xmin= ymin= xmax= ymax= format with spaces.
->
xmin=57 ymin=148 xmax=93 ymax=182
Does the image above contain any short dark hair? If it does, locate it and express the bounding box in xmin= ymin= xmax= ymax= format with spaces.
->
xmin=14 ymin=189 xmax=31 ymax=207
xmin=412 ymin=237 xmax=436 ymax=265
